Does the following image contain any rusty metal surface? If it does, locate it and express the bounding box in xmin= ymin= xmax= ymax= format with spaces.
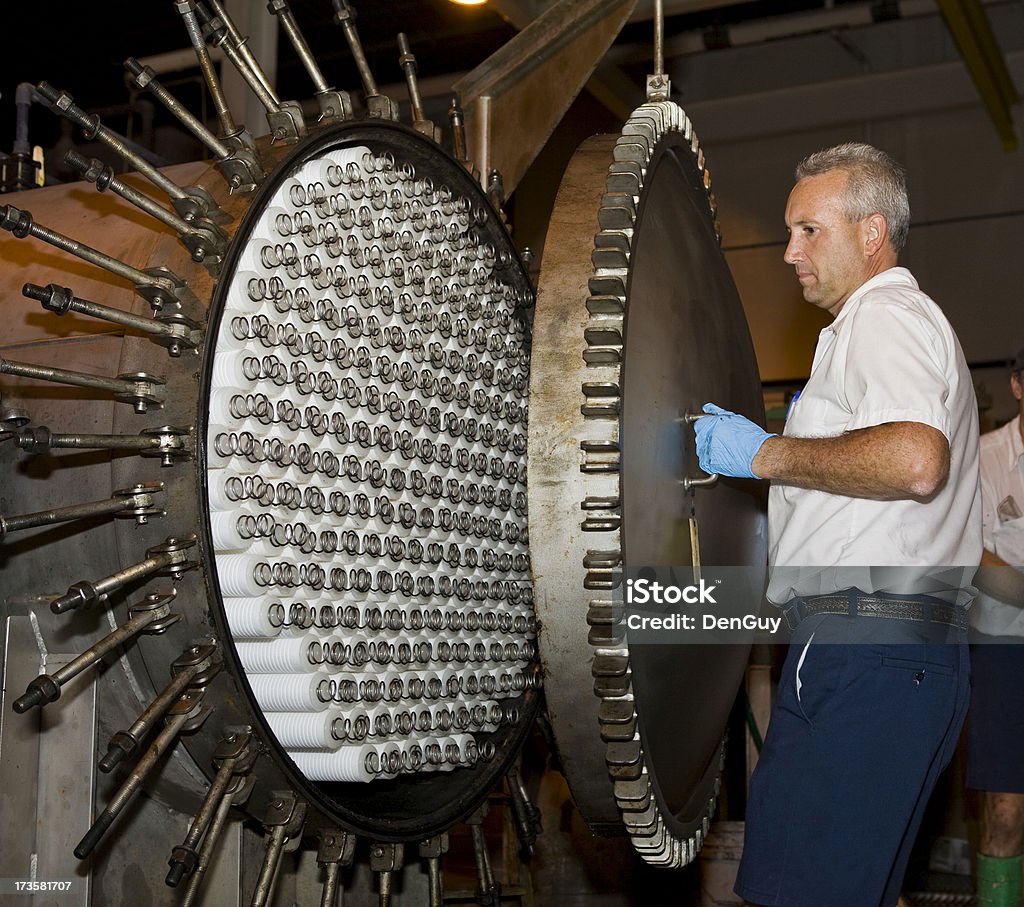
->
xmin=530 ymin=107 xmax=767 ymax=862
xmin=453 ymin=0 xmax=637 ymax=194
xmin=529 ymin=133 xmax=623 ymax=828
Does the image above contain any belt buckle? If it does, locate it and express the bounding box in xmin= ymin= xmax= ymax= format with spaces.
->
xmin=783 ymin=599 xmax=804 ymax=631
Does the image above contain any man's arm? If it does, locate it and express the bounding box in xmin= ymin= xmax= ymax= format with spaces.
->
xmin=751 ymin=421 xmax=949 ymax=500
xmin=975 ymin=548 xmax=1024 ymax=607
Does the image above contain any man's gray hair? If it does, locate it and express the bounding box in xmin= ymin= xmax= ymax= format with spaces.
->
xmin=795 ymin=143 xmax=911 ymax=252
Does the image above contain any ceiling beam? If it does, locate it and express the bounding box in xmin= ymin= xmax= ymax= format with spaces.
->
xmin=453 ymin=0 xmax=638 ymax=194
xmin=935 ymin=0 xmax=1020 ymax=149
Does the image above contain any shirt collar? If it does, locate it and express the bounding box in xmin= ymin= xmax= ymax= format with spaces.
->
xmin=827 ymin=267 xmax=918 ymax=334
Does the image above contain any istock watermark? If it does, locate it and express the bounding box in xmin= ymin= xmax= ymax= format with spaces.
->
xmin=619 ymin=565 xmax=983 ymax=645
xmin=625 ymin=577 xmax=719 ymax=605
xmin=620 ymin=566 xmax=782 ymax=644
xmin=626 ymin=611 xmax=784 ymax=635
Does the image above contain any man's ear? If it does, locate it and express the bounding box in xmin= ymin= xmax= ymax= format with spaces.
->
xmin=863 ymin=213 xmax=888 ymax=256
xmin=1012 ymin=371 xmax=1023 ymax=402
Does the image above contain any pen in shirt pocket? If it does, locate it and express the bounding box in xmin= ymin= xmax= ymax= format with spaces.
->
xmin=785 ymin=390 xmax=802 ymax=420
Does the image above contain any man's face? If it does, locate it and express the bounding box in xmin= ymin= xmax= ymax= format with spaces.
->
xmin=783 ymin=170 xmax=874 ymax=318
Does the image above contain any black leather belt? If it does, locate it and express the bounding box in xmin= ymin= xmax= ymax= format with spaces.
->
xmin=786 ymin=592 xmax=968 ymax=632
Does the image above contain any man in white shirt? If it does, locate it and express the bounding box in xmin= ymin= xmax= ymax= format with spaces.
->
xmin=694 ymin=143 xmax=981 ymax=907
xmin=968 ymin=348 xmax=1024 ymax=907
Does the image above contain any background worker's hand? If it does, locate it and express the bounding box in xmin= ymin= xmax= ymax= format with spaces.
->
xmin=694 ymin=403 xmax=775 ymax=479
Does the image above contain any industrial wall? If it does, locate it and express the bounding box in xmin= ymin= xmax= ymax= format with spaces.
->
xmin=664 ymin=1 xmax=1024 ymax=417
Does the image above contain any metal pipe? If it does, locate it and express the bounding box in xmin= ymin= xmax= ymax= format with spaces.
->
xmin=448 ymin=96 xmax=468 ymax=162
xmin=426 ymin=856 xmax=442 ymax=906
xmin=0 ymin=483 xmax=162 ymax=543
xmin=175 ymin=0 xmax=240 ymax=135
xmin=215 ymin=31 xmax=282 ymax=112
xmin=207 ymin=0 xmax=277 ymax=98
xmin=22 ymin=282 xmax=199 ymax=348
xmin=0 ymin=356 xmax=165 ymax=411
xmin=167 ymin=755 xmax=238 ymax=886
xmin=331 ymin=0 xmax=380 ymax=98
xmin=125 ymin=60 xmax=232 ymax=159
xmin=198 ymin=3 xmax=282 ymax=111
xmin=34 ymin=82 xmax=191 ymax=203
xmin=12 ymin=591 xmax=175 ymax=712
xmin=269 ymin=0 xmax=330 ymax=93
xmin=654 ymin=0 xmax=664 ymax=75
xmin=14 ymin=427 xmax=172 ymax=453
xmin=99 ymin=644 xmax=215 ymax=772
xmin=14 ymin=83 xmax=33 ymax=155
xmin=397 ymin=34 xmax=425 ymax=123
xmin=74 ymin=689 xmax=203 ymax=859
xmin=320 ymin=863 xmax=340 ymax=907
xmin=0 ymin=204 xmax=180 ymax=298
xmin=180 ymin=775 xmax=248 ymax=907
xmin=470 ymin=822 xmax=494 ymax=896
xmin=317 ymin=830 xmax=355 ymax=907
xmin=51 ymin=537 xmax=195 ymax=614
xmin=250 ymin=825 xmax=289 ymax=907
xmin=64 ymin=150 xmax=196 ymax=236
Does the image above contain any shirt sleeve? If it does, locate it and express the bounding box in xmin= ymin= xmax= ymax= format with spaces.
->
xmin=840 ymin=297 xmax=952 ymax=439
xmin=978 ymin=430 xmax=1009 ymax=552
xmin=980 ymin=464 xmax=998 ymax=551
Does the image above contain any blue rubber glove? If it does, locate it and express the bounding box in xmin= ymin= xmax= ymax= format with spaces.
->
xmin=693 ymin=403 xmax=776 ymax=479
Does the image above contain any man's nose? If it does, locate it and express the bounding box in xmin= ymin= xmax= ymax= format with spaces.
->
xmin=783 ymin=235 xmax=802 ymax=264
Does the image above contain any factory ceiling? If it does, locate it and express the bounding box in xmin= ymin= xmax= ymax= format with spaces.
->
xmin=2 ymin=0 xmax=1018 ymax=176
xmin=1 ymin=0 xmax=893 ymax=155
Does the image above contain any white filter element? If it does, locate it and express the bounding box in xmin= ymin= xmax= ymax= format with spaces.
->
xmin=209 ymin=387 xmax=246 ymax=424
xmin=435 ymin=733 xmax=477 ymax=768
xmin=223 ymin=596 xmax=280 ymax=638
xmin=216 ymin=555 xmax=264 ymax=597
xmin=264 ymin=711 xmax=342 ymax=750
xmin=226 ymin=271 xmax=268 ymax=313
xmin=248 ymin=672 xmax=330 ymax=711
xmin=435 ymin=668 xmax=460 ymax=698
xmin=416 ymin=670 xmax=444 ymax=700
xmin=423 ymin=703 xmax=454 ymax=732
xmin=402 ymin=636 xmax=434 ymax=665
xmin=375 ymin=670 xmax=420 ymax=701
xmin=455 ymin=634 xmax=499 ymax=663
xmin=363 ymin=704 xmax=398 ymax=738
xmin=205 ymin=429 xmax=231 ymax=469
xmin=205 ymin=140 xmax=536 ymax=785
xmin=452 ymin=667 xmax=517 ymax=700
xmin=209 ymin=510 xmax=253 ymax=553
xmin=331 ymin=706 xmax=370 ymax=742
xmin=341 ymin=669 xmax=406 ymax=695
xmin=367 ymin=741 xmax=403 ymax=778
xmin=288 ymin=745 xmax=375 ymax=782
xmin=213 ymin=316 xmax=260 ymax=351
xmin=207 ymin=472 xmax=249 ymax=512
xmin=417 ymin=736 xmax=442 ymax=771
xmin=212 ymin=350 xmax=255 ymax=388
xmin=235 ymin=637 xmax=313 ymax=673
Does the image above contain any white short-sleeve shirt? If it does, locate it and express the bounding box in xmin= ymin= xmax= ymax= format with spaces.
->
xmin=767 ymin=267 xmax=982 ymax=604
xmin=970 ymin=414 xmax=1024 ymax=636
